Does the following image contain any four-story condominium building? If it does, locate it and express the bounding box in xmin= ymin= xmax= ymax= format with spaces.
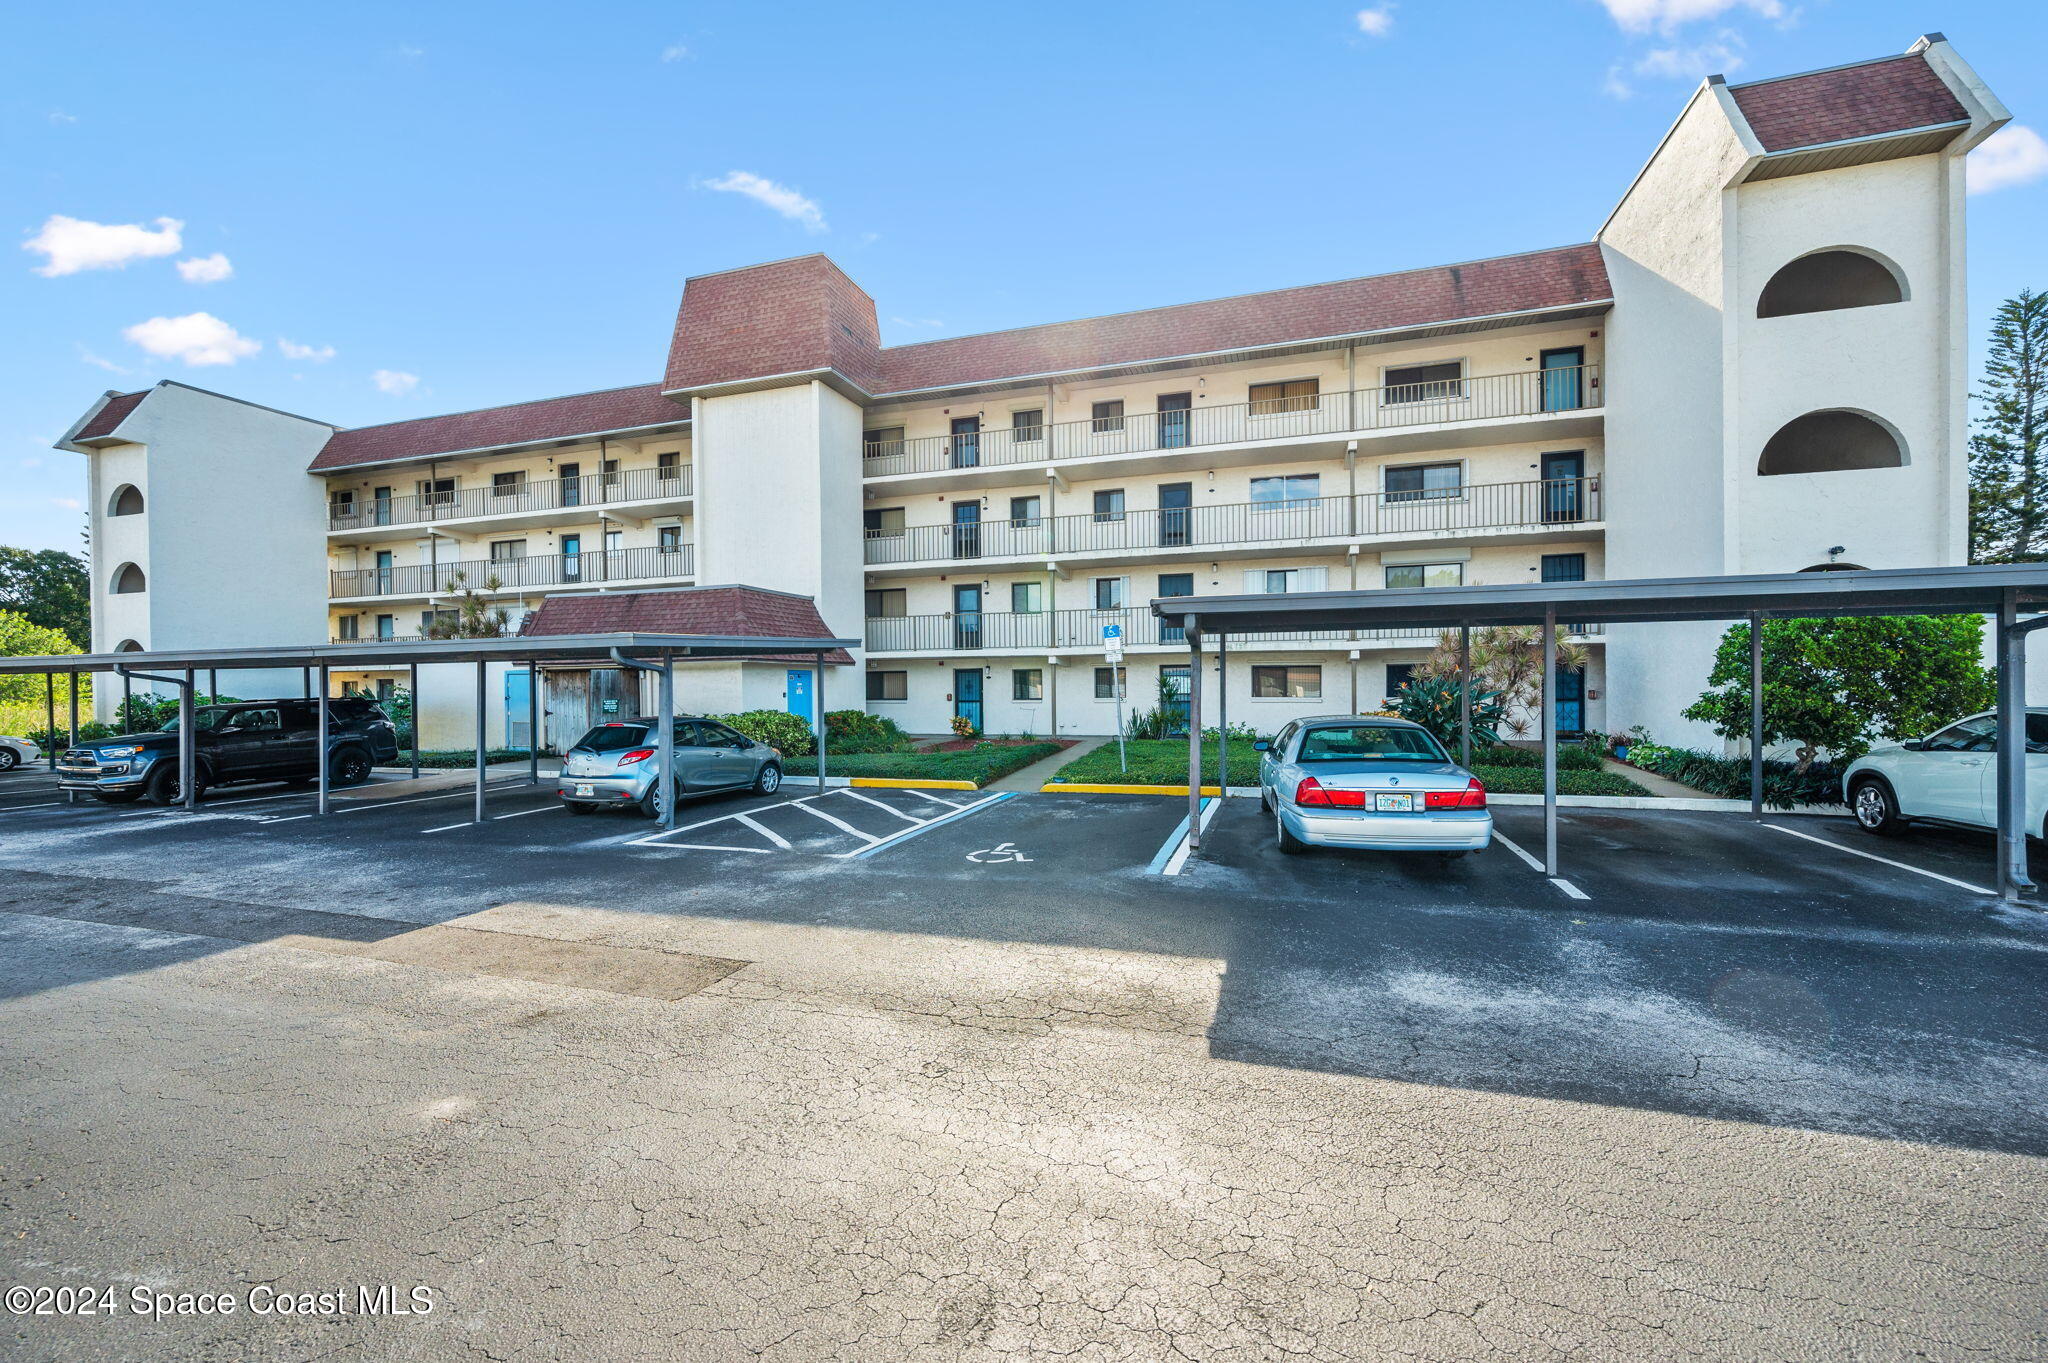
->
xmin=57 ymin=36 xmax=2010 ymax=748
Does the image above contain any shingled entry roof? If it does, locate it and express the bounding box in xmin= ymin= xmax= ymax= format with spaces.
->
xmin=1729 ymin=53 xmax=1969 ymax=153
xmin=72 ymin=391 xmax=149 ymax=442
xmin=310 ymin=383 xmax=685 ymax=472
xmin=520 ymin=586 xmax=853 ymax=665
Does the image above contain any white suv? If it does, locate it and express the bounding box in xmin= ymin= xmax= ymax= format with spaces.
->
xmin=1841 ymin=709 xmax=2048 ymax=838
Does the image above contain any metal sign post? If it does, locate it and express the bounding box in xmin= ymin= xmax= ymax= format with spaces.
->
xmin=1103 ymin=623 xmax=1127 ymax=774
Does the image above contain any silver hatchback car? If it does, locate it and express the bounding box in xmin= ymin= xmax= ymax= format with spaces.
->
xmin=558 ymin=717 xmax=782 ymax=818
xmin=1256 ymin=715 xmax=1492 ymax=856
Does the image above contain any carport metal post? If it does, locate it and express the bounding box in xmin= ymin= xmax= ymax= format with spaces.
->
xmin=1216 ymin=633 xmax=1229 ymax=792
xmin=179 ymin=670 xmax=196 ymax=811
xmin=408 ymin=662 xmax=420 ymax=780
xmin=1458 ymin=626 xmax=1472 ymax=770
xmin=527 ymin=661 xmax=540 ymax=786
xmin=1995 ymin=590 xmax=2046 ymax=902
xmin=814 ymin=652 xmax=827 ymax=786
xmin=1748 ymin=612 xmax=1765 ymax=820
xmin=44 ymin=674 xmax=56 ymax=769
xmin=1186 ymin=616 xmax=1203 ymax=854
xmin=67 ymin=673 xmax=78 ymax=751
xmin=316 ymin=664 xmax=331 ymax=817
xmin=474 ymin=660 xmax=488 ymax=825
xmin=1542 ymin=607 xmax=1558 ymax=878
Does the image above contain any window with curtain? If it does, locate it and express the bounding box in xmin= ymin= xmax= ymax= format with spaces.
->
xmin=1011 ymin=410 xmax=1043 ymax=443
xmin=1384 ymin=463 xmax=1463 ymax=502
xmin=1252 ymin=665 xmax=1323 ymax=699
xmin=865 ymin=588 xmax=907 ymax=618
xmin=1250 ymin=473 xmax=1319 ymax=508
xmin=1385 ymin=563 xmax=1463 ymax=589
xmin=1248 ymin=378 xmax=1319 ymax=415
xmin=866 ymin=671 xmax=908 ymax=701
xmin=1011 ymin=582 xmax=1045 ymax=613
xmin=1091 ymin=400 xmax=1125 ymax=433
xmin=1382 ymin=361 xmax=1465 ymax=403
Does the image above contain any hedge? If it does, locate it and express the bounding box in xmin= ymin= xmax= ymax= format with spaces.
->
xmin=1466 ymin=764 xmax=1651 ymax=797
xmin=783 ymin=741 xmax=1062 ymax=788
xmin=1624 ymin=742 xmax=1844 ymax=809
xmin=1051 ymin=740 xmax=1651 ymax=797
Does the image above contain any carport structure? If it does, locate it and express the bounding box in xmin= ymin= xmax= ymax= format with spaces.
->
xmin=1154 ymin=564 xmax=2048 ymax=901
xmin=0 ymin=629 xmax=857 ymax=832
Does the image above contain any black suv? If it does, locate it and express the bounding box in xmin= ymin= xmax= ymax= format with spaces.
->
xmin=58 ymin=699 xmax=401 ymax=805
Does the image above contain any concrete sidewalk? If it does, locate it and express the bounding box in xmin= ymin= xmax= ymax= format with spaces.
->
xmin=985 ymin=736 xmax=1107 ymax=792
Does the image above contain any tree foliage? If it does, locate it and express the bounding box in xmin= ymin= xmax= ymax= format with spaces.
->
xmin=0 ymin=609 xmax=80 ymax=706
xmin=1683 ymin=616 xmax=1995 ymax=768
xmin=424 ymin=571 xmax=509 ymax=638
xmin=1969 ymin=289 xmax=2048 ymax=563
xmin=1415 ymin=626 xmax=1585 ymax=739
xmin=0 ymin=547 xmax=90 ymax=648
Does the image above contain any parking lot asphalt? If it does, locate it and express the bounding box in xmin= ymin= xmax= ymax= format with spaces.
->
xmin=2 ymin=772 xmax=2045 ymax=1360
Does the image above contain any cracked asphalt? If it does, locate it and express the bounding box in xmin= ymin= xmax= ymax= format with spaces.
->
xmin=1 ymin=769 xmax=2044 ymax=1361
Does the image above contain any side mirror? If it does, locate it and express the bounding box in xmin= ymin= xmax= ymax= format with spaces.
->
xmin=1901 ymin=740 xmax=1925 ymax=752
xmin=1253 ymin=740 xmax=1270 ymax=752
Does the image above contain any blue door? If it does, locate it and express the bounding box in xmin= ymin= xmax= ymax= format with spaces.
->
xmin=953 ymin=584 xmax=982 ymax=651
xmin=1158 ymin=392 xmax=1192 ymax=449
xmin=1540 ymin=347 xmax=1584 ymax=412
xmin=504 ymin=669 xmax=533 ymax=750
xmin=953 ymin=669 xmax=983 ymax=733
xmin=951 ymin=500 xmax=982 ymax=559
xmin=1554 ymin=667 xmax=1585 ymax=737
xmin=1541 ymin=451 xmax=1585 ymax=523
xmin=786 ymin=669 xmax=815 ymax=731
xmin=950 ymin=417 xmax=981 ymax=468
xmin=1159 ymin=665 xmax=1191 ymax=736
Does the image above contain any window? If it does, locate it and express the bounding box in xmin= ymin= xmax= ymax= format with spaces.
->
xmin=110 ymin=484 xmax=145 ymax=516
xmin=1248 ymin=378 xmax=1319 ymax=415
xmin=492 ymin=471 xmax=525 ymax=498
xmin=1240 ymin=566 xmax=1326 ymax=594
xmin=1383 ymin=361 xmax=1464 ymax=403
xmin=1385 ymin=562 xmax=1463 ymax=589
xmin=1758 ymin=410 xmax=1907 ymax=476
xmin=866 ymin=588 xmax=906 ymax=617
xmin=1252 ymin=665 xmax=1323 ymax=699
xmin=601 ymin=459 xmax=620 ymax=488
xmin=866 ymin=670 xmax=908 ymax=702
xmin=658 ymin=524 xmax=683 ymax=552
xmin=421 ymin=608 xmax=458 ymax=632
xmin=1013 ymin=668 xmax=1043 ymax=701
xmin=1385 ymin=663 xmax=1418 ymax=698
xmin=110 ymin=562 xmax=146 ymax=594
xmin=1093 ymin=489 xmax=1126 ymax=522
xmin=1299 ymin=723 xmax=1445 ymax=762
xmin=1923 ymin=716 xmax=1996 ymax=753
xmin=326 ymin=488 xmax=354 ymax=517
xmin=417 ymin=477 xmax=455 ymax=505
xmin=1091 ymin=400 xmax=1125 ymax=434
xmin=604 ymin=529 xmax=622 ymax=554
xmin=489 ymin=539 xmax=526 ymax=562
xmin=1384 ymin=462 xmax=1462 ymax=502
xmin=863 ymin=426 xmax=905 ymax=456
xmin=864 ymin=507 xmax=905 ymax=537
xmin=1009 ymin=495 xmax=1042 ymax=526
xmin=1094 ymin=667 xmax=1127 ymax=699
xmin=1012 ymin=410 xmax=1043 ymax=443
xmin=1541 ymin=553 xmax=1587 ymax=583
xmin=337 ymin=616 xmax=359 ymax=640
xmin=1094 ymin=577 xmax=1126 ymax=610
xmin=1264 ymin=569 xmax=1300 ymax=593
xmin=1250 ymin=473 xmax=1320 ymax=509
xmin=1011 ymin=581 xmax=1044 ymax=614
xmin=1758 ymin=249 xmax=1905 ymax=318
xmin=657 ymin=451 xmax=682 ymax=481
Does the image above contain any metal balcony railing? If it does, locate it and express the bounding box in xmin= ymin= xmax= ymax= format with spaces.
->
xmin=330 ymin=542 xmax=696 ymax=598
xmin=863 ymin=478 xmax=1600 ymax=566
xmin=861 ymin=365 xmax=1600 ymax=476
xmin=859 ymin=609 xmax=1543 ymax=653
xmin=327 ymin=464 xmax=693 ymax=532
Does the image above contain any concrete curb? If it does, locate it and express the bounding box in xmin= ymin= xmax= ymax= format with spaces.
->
xmin=782 ymin=775 xmax=982 ymax=792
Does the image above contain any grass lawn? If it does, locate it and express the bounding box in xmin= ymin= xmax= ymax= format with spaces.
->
xmin=1050 ymin=739 xmax=1652 ymax=797
xmin=784 ymin=742 xmax=1062 ymax=788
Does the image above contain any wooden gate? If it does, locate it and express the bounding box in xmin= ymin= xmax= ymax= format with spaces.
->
xmin=541 ymin=668 xmax=634 ymax=753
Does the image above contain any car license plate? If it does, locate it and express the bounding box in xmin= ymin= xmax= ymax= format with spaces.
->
xmin=1374 ymin=792 xmax=1415 ymax=812
xmin=574 ymin=783 xmax=595 ymax=798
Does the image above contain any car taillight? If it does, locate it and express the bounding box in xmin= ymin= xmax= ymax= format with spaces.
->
xmin=1424 ymin=779 xmax=1488 ymax=809
xmin=617 ymin=748 xmax=655 ymax=767
xmin=1292 ymin=777 xmax=1365 ymax=807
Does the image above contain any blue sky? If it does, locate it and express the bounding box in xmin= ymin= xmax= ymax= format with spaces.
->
xmin=4 ymin=1 xmax=2043 ymax=554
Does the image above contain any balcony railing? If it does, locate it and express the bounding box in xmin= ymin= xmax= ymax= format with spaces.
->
xmin=327 ymin=464 xmax=693 ymax=532
xmin=865 ymin=612 xmax=1604 ymax=653
xmin=864 ymin=477 xmax=1600 ymax=566
xmin=862 ymin=365 xmax=1600 ymax=476
xmin=330 ymin=542 xmax=696 ymax=598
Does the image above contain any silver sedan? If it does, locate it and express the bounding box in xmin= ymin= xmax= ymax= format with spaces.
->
xmin=1256 ymin=715 xmax=1492 ymax=856
xmin=558 ymin=717 xmax=782 ymax=817
xmin=0 ymin=735 xmax=40 ymax=772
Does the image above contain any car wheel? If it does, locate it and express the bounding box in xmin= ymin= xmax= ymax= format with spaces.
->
xmin=328 ymin=748 xmax=372 ymax=787
xmin=754 ymin=762 xmax=782 ymax=795
xmin=1849 ymin=778 xmax=1907 ymax=837
xmin=637 ymin=779 xmax=670 ymax=820
xmin=1276 ymin=807 xmax=1307 ymax=855
xmin=145 ymin=764 xmax=204 ymax=806
xmin=93 ymin=789 xmax=143 ymax=804
xmin=0 ymin=747 xmax=18 ymax=772
xmin=1259 ymin=783 xmax=1272 ymax=813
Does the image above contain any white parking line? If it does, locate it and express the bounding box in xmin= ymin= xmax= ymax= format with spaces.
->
xmin=1158 ymin=798 xmax=1221 ymax=877
xmin=840 ymin=790 xmax=926 ymax=824
xmin=1763 ymin=822 xmax=1993 ymax=896
xmin=794 ymin=799 xmax=882 ymax=843
xmin=905 ymin=789 xmax=965 ymax=809
xmin=492 ymin=806 xmax=556 ymax=820
xmin=1490 ymin=831 xmax=1545 ymax=873
xmin=732 ymin=812 xmax=791 ymax=849
xmin=662 ymin=842 xmax=775 ymax=854
xmin=420 ymin=821 xmax=473 ymax=834
xmin=1549 ymin=878 xmax=1590 ymax=900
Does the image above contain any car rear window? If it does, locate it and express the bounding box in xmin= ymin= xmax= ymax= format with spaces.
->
xmin=574 ymin=723 xmax=650 ymax=753
xmin=1297 ymin=724 xmax=1446 ymax=762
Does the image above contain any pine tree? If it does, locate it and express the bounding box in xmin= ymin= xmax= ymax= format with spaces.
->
xmin=1969 ymin=289 xmax=2048 ymax=562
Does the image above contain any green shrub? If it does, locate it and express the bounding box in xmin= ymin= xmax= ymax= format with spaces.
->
xmin=822 ymin=709 xmax=912 ymax=755
xmin=1625 ymin=741 xmax=1845 ymax=808
xmin=784 ymin=741 xmax=1060 ymax=787
xmin=1466 ymin=764 xmax=1650 ymax=797
xmin=1391 ymin=674 xmax=1504 ymax=751
xmin=710 ymin=709 xmax=816 ymax=756
xmin=1466 ymin=743 xmax=1605 ymax=772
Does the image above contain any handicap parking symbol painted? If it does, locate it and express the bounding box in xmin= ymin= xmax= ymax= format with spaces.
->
xmin=966 ymin=841 xmax=1032 ymax=865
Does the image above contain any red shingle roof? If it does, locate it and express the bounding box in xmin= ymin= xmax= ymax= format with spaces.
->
xmin=664 ymin=255 xmax=882 ymax=396
xmin=309 ymin=383 xmax=685 ymax=472
xmin=519 ymin=586 xmax=853 ymax=664
xmin=73 ymin=390 xmax=149 ymax=441
xmin=1729 ymin=54 xmax=1968 ymax=153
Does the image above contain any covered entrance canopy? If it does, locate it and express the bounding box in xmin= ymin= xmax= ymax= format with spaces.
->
xmin=1150 ymin=564 xmax=2048 ymax=901
xmin=0 ymin=628 xmax=857 ymax=831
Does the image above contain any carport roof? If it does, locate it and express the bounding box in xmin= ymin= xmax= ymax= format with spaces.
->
xmin=1150 ymin=564 xmax=2048 ymax=635
xmin=0 ymin=631 xmax=861 ymax=675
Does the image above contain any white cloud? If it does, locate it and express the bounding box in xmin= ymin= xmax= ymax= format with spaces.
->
xmin=279 ymin=338 xmax=336 ymax=362
xmin=122 ymin=312 xmax=260 ymax=367
xmin=703 ymin=171 xmax=827 ymax=233
xmin=23 ymin=214 xmax=183 ymax=276
xmin=76 ymin=344 xmax=130 ymax=374
xmin=1602 ymin=32 xmax=1743 ymax=97
xmin=48 ymin=110 xmax=77 ymax=125
xmin=51 ymin=497 xmax=82 ymax=511
xmin=175 ymin=252 xmax=233 ymax=284
xmin=1354 ymin=5 xmax=1395 ymax=37
xmin=661 ymin=43 xmax=690 ymax=61
xmin=395 ymin=44 xmax=424 ymax=59
xmin=1970 ymin=125 xmax=2048 ymax=196
xmin=1595 ymin=0 xmax=1782 ymax=34
xmin=372 ymin=369 xmax=420 ymax=396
